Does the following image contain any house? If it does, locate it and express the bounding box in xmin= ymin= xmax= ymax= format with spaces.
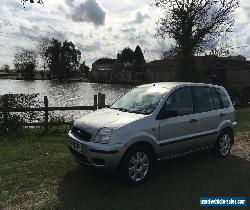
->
xmin=226 ymin=55 xmax=247 ymax=62
xmin=145 ymin=59 xmax=177 ymax=82
xmin=91 ymin=54 xmax=250 ymax=102
xmin=91 ymin=58 xmax=146 ymax=83
xmin=91 ymin=58 xmax=116 ymax=82
xmin=144 ymin=55 xmax=250 ymax=102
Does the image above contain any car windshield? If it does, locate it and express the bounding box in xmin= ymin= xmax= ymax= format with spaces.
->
xmin=110 ymin=86 xmax=169 ymax=115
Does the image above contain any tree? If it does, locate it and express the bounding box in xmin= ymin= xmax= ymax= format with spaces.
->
xmin=209 ymin=41 xmax=233 ymax=57
xmin=162 ymin=45 xmax=178 ymax=59
xmin=61 ymin=40 xmax=81 ymax=79
xmin=155 ymin=0 xmax=240 ymax=82
xmin=134 ymin=45 xmax=145 ymax=64
xmin=44 ymin=39 xmax=62 ymax=79
xmin=79 ymin=61 xmax=90 ymax=77
xmin=14 ymin=49 xmax=37 ymax=80
xmin=0 ymin=65 xmax=10 ymax=73
xmin=38 ymin=38 xmax=51 ymax=71
xmin=117 ymin=47 xmax=134 ymax=62
xmin=43 ymin=39 xmax=81 ymax=80
xmin=20 ymin=0 xmax=44 ymax=9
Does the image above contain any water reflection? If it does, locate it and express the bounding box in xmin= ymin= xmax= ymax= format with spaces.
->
xmin=0 ymin=80 xmax=134 ymax=120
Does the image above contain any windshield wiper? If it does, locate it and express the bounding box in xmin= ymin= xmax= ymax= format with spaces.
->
xmin=110 ymin=107 xmax=150 ymax=115
xmin=110 ymin=107 xmax=130 ymax=112
xmin=128 ymin=110 xmax=150 ymax=115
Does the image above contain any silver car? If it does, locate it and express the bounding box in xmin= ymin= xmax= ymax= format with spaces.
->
xmin=68 ymin=82 xmax=237 ymax=184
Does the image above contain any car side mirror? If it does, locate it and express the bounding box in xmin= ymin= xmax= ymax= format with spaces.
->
xmin=156 ymin=109 xmax=178 ymax=120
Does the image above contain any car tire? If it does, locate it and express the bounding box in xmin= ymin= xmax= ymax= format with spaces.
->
xmin=213 ymin=129 xmax=233 ymax=158
xmin=120 ymin=145 xmax=153 ymax=185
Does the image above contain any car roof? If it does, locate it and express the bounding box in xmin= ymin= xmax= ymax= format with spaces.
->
xmin=138 ymin=82 xmax=221 ymax=89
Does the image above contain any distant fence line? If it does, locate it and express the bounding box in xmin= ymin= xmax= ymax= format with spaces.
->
xmin=0 ymin=93 xmax=108 ymax=132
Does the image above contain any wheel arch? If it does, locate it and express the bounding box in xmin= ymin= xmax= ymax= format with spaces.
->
xmin=119 ymin=141 xmax=156 ymax=167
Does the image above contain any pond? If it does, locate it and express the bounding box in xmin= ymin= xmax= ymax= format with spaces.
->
xmin=0 ymin=80 xmax=134 ymax=120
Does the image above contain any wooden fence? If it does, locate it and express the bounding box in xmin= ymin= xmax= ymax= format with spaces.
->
xmin=0 ymin=93 xmax=108 ymax=132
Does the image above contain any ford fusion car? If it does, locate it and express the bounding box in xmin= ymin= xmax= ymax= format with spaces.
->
xmin=68 ymin=82 xmax=237 ymax=184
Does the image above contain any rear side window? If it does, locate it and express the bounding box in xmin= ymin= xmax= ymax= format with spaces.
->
xmin=164 ymin=87 xmax=193 ymax=116
xmin=211 ymin=88 xmax=223 ymax=110
xmin=193 ymin=87 xmax=214 ymax=113
xmin=216 ymin=88 xmax=231 ymax=108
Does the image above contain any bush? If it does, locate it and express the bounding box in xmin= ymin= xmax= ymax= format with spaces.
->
xmin=0 ymin=94 xmax=43 ymax=135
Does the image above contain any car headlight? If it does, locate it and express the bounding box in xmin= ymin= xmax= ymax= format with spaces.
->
xmin=94 ymin=128 xmax=113 ymax=144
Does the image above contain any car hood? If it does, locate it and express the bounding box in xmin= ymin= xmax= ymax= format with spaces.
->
xmin=74 ymin=108 xmax=146 ymax=133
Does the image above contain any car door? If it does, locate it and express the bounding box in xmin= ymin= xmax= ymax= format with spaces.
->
xmin=191 ymin=86 xmax=220 ymax=148
xmin=157 ymin=86 xmax=200 ymax=157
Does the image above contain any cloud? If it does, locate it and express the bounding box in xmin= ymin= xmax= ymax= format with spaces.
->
xmin=78 ymin=41 xmax=101 ymax=52
xmin=120 ymin=27 xmax=136 ymax=33
xmin=246 ymin=36 xmax=250 ymax=45
xmin=1 ymin=0 xmax=250 ymax=68
xmin=67 ymin=0 xmax=106 ymax=26
xmin=243 ymin=6 xmax=250 ymax=18
xmin=130 ymin=12 xmax=150 ymax=24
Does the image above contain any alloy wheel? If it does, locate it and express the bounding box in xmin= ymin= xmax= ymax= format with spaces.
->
xmin=128 ymin=152 xmax=149 ymax=182
xmin=219 ymin=134 xmax=231 ymax=156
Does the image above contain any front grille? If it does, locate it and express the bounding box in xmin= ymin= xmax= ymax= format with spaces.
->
xmin=69 ymin=147 xmax=88 ymax=163
xmin=71 ymin=126 xmax=92 ymax=142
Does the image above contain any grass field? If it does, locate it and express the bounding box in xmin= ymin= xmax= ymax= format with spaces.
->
xmin=0 ymin=108 xmax=250 ymax=210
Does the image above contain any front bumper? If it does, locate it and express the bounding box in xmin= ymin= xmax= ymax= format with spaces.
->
xmin=68 ymin=131 xmax=123 ymax=170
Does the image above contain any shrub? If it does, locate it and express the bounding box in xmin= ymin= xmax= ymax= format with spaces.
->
xmin=0 ymin=94 xmax=43 ymax=134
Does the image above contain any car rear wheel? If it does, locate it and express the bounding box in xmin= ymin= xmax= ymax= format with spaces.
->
xmin=213 ymin=130 xmax=233 ymax=158
xmin=120 ymin=145 xmax=153 ymax=184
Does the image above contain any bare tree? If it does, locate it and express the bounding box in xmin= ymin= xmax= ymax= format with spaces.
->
xmin=155 ymin=0 xmax=240 ymax=81
xmin=210 ymin=42 xmax=233 ymax=57
xmin=14 ymin=49 xmax=37 ymax=80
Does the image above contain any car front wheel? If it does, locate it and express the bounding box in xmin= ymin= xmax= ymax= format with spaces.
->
xmin=121 ymin=145 xmax=153 ymax=184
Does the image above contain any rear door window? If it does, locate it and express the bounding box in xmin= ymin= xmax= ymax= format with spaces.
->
xmin=211 ymin=88 xmax=223 ymax=110
xmin=193 ymin=87 xmax=214 ymax=113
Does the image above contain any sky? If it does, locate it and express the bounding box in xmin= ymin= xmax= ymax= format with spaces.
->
xmin=0 ymin=0 xmax=250 ymax=68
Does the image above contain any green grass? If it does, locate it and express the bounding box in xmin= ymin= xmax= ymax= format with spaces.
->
xmin=0 ymin=108 xmax=250 ymax=210
xmin=235 ymin=106 xmax=250 ymax=132
xmin=0 ymin=134 xmax=76 ymax=209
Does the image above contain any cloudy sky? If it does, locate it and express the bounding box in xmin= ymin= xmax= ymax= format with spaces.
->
xmin=0 ymin=0 xmax=249 ymax=68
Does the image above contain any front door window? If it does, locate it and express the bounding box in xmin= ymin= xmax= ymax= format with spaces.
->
xmin=163 ymin=87 xmax=194 ymax=117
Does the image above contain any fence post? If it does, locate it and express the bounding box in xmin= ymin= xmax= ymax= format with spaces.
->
xmin=44 ymin=96 xmax=49 ymax=133
xmin=2 ymin=95 xmax=8 ymax=133
xmin=94 ymin=94 xmax=97 ymax=110
xmin=97 ymin=93 xmax=101 ymax=109
xmin=101 ymin=94 xmax=106 ymax=108
xmin=97 ymin=93 xmax=106 ymax=109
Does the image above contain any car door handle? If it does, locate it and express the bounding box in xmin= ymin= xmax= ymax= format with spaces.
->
xmin=190 ymin=119 xmax=198 ymax=123
xmin=220 ymin=113 xmax=226 ymax=117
